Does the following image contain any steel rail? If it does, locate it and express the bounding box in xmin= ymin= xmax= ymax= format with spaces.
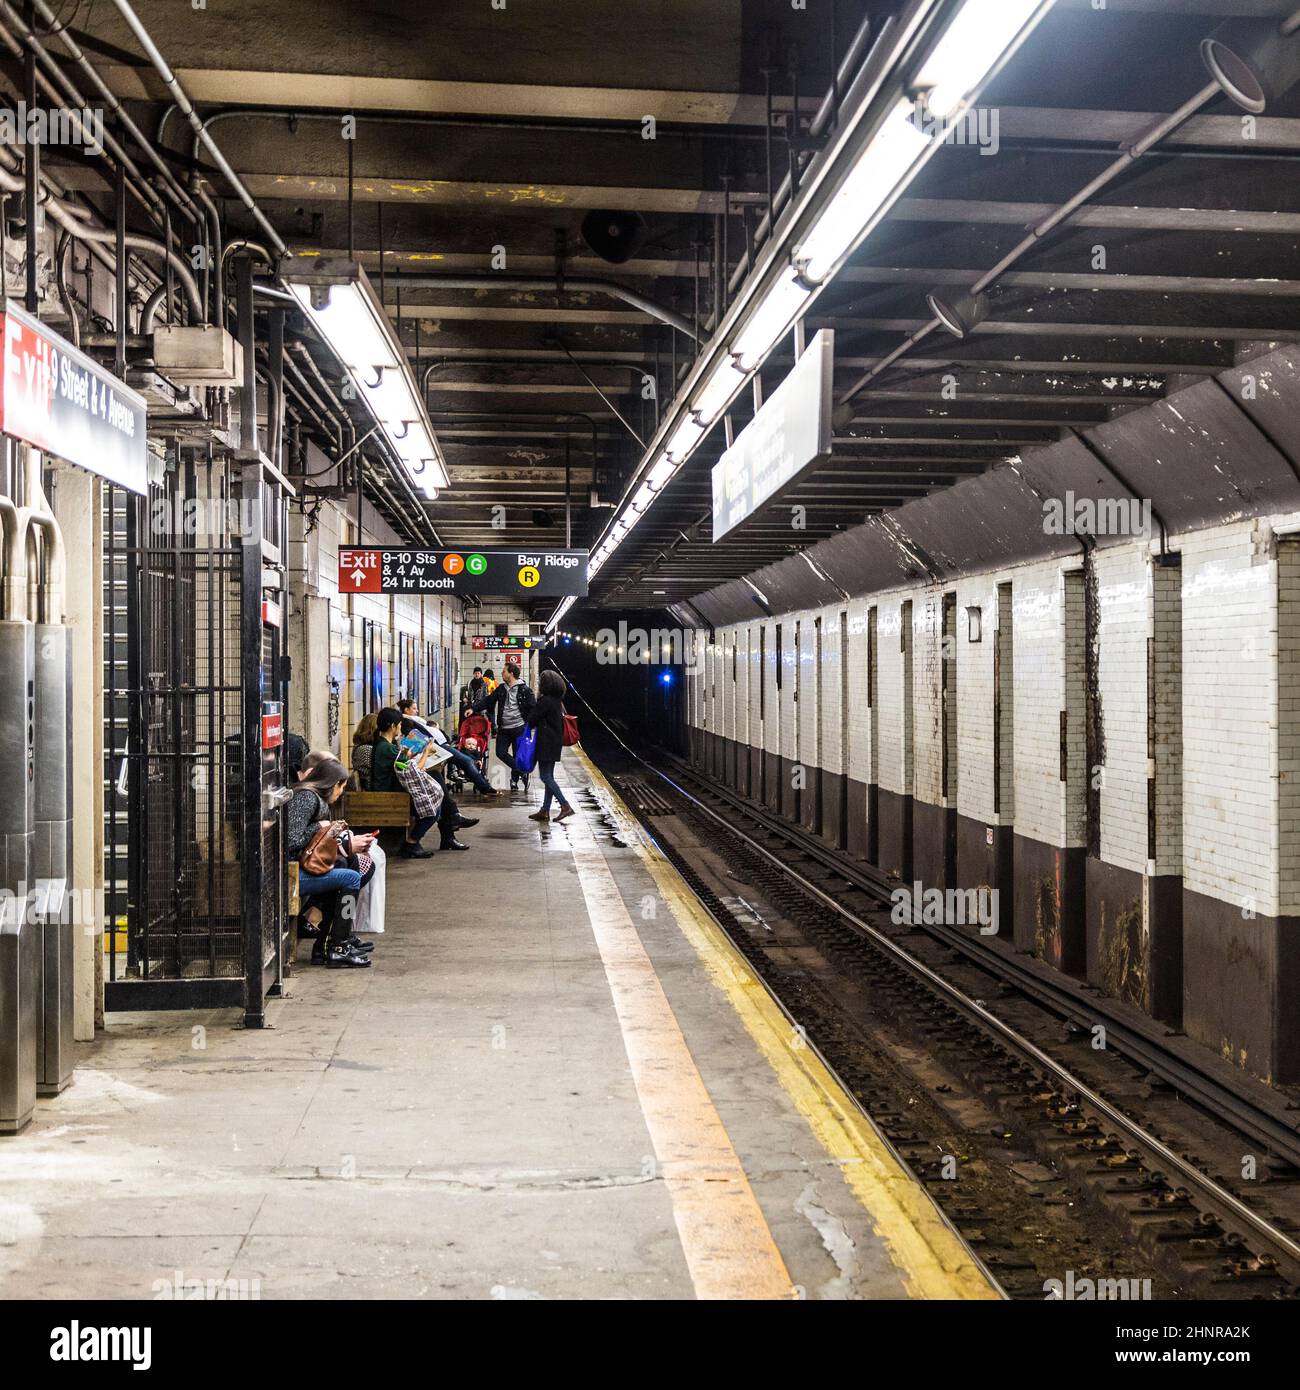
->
xmin=556 ymin=666 xmax=1300 ymax=1272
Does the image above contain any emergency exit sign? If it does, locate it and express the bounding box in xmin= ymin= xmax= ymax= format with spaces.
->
xmin=340 ymin=547 xmax=588 ymax=598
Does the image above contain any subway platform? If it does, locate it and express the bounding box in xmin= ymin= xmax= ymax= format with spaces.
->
xmin=0 ymin=755 xmax=991 ymax=1302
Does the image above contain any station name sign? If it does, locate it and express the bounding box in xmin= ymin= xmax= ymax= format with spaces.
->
xmin=711 ymin=328 xmax=833 ymax=541
xmin=0 ymin=301 xmax=148 ymax=495
xmin=339 ymin=547 xmax=589 ymax=598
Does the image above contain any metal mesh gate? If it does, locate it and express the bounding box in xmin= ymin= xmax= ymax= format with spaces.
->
xmin=103 ymin=448 xmax=288 ymax=1016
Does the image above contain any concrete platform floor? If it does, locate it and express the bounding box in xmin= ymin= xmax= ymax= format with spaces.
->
xmin=0 ymin=755 xmax=991 ymax=1301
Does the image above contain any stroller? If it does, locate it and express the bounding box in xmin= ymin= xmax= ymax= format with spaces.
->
xmin=457 ymin=711 xmax=493 ymax=785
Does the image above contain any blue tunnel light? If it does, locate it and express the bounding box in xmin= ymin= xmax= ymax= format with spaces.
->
xmin=661 ymin=671 xmax=673 ymax=685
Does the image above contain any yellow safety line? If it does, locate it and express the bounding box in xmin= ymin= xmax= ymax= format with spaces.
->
xmin=575 ymin=749 xmax=999 ymax=1302
xmin=562 ymin=801 xmax=796 ymax=1300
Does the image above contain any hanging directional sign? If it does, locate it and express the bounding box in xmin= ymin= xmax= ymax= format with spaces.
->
xmin=471 ymin=634 xmax=538 ymax=652
xmin=0 ymin=300 xmax=148 ymax=494
xmin=711 ymin=329 xmax=834 ymax=541
xmin=340 ymin=547 xmax=588 ymax=598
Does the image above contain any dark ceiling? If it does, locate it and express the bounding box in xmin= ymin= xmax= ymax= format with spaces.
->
xmin=16 ymin=0 xmax=1300 ymax=616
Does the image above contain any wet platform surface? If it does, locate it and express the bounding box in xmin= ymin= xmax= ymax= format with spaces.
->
xmin=0 ymin=756 xmax=990 ymax=1300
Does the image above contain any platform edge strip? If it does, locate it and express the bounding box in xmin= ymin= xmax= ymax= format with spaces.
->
xmin=576 ymin=749 xmax=1001 ymax=1303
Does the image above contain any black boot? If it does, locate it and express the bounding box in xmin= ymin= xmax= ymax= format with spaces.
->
xmin=326 ymin=944 xmax=372 ymax=969
xmin=440 ymin=835 xmax=470 ymax=851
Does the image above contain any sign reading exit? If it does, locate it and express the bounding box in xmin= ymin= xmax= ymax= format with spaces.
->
xmin=339 ymin=547 xmax=588 ymax=598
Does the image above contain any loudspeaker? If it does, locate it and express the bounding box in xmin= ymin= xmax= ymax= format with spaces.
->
xmin=580 ymin=209 xmax=648 ymax=265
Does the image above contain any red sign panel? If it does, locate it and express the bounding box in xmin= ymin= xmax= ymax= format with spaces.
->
xmin=339 ymin=548 xmax=383 ymax=593
xmin=262 ymin=712 xmax=283 ymax=749
xmin=0 ymin=302 xmax=148 ymax=494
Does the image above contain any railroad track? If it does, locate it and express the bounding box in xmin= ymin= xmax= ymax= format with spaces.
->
xmin=565 ymin=683 xmax=1300 ymax=1299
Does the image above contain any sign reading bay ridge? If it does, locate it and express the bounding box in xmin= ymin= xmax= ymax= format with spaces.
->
xmin=339 ymin=547 xmax=588 ymax=598
xmin=711 ymin=328 xmax=834 ymax=542
xmin=0 ymin=301 xmax=147 ymax=494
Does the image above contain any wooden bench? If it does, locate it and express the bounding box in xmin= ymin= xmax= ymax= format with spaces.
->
xmin=342 ymin=789 xmax=412 ymax=829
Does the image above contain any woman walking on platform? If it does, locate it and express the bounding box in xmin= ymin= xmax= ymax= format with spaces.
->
xmin=527 ymin=669 xmax=575 ymax=824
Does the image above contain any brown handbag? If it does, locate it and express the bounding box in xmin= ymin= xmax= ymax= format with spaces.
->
xmin=300 ymin=823 xmax=340 ymax=875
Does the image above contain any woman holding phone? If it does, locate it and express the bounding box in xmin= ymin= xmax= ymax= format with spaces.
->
xmin=286 ymin=756 xmax=377 ymax=968
xmin=298 ymin=749 xmax=387 ymax=938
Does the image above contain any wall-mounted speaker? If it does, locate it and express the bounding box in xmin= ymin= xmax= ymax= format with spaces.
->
xmin=580 ymin=209 xmax=648 ymax=265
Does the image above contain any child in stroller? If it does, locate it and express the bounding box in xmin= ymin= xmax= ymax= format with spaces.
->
xmin=457 ymin=708 xmax=493 ymax=784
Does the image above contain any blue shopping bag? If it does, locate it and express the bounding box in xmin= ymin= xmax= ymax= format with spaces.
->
xmin=513 ymin=725 xmax=538 ymax=774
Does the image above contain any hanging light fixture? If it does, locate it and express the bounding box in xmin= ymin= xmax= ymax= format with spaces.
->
xmin=284 ymin=258 xmax=449 ymax=497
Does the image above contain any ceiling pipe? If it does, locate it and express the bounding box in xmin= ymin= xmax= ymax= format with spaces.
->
xmin=0 ymin=150 xmax=201 ymax=320
xmin=24 ymin=0 xmax=204 ymax=226
xmin=836 ymin=76 xmax=1223 ymax=411
xmin=389 ymin=273 xmax=700 ymax=341
xmin=108 ymin=0 xmax=288 ymax=258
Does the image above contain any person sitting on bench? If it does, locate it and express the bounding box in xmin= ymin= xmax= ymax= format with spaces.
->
xmin=372 ymin=706 xmax=470 ymax=856
xmin=287 ymin=756 xmax=376 ymax=968
xmin=396 ymin=698 xmax=498 ymax=796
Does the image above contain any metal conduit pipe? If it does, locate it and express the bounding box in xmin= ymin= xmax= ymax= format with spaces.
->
xmin=0 ymin=492 xmax=17 ymax=621
xmin=54 ymin=231 xmax=80 ymax=349
xmin=193 ymin=184 xmax=224 ymax=321
xmin=3 ymin=444 xmax=64 ymax=624
xmin=0 ymin=152 xmax=196 ymax=321
xmin=422 ymin=354 xmax=655 ymax=385
xmin=282 ymin=353 xmax=346 ymax=455
xmin=142 ymin=235 xmax=262 ymax=332
xmin=836 ymin=78 xmax=1224 ymax=409
xmin=170 ymin=105 xmax=787 ymax=158
xmin=0 ymin=3 xmax=208 ymax=308
xmin=109 ymin=0 xmax=288 ymax=258
xmin=46 ymin=206 xmax=205 ymax=321
xmin=0 ymin=1 xmax=164 ymax=222
xmin=223 ymin=239 xmax=273 ymax=272
xmin=392 ymin=274 xmax=700 ymax=341
xmin=727 ymin=6 xmax=879 ymax=299
xmin=27 ymin=0 xmax=204 ymax=226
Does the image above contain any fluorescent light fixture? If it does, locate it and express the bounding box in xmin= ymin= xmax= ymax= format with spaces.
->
xmin=793 ymin=100 xmax=930 ymax=284
xmin=546 ymin=595 xmax=576 ymax=632
xmin=285 ymin=258 xmax=449 ymax=496
xmin=731 ymin=268 xmax=811 ymax=372
xmin=646 ymin=456 xmax=676 ymax=489
xmin=665 ymin=415 xmax=706 ymax=462
xmin=582 ymin=0 xmax=1055 ymax=586
xmin=914 ymin=0 xmax=1047 ymax=119
xmin=691 ymin=357 xmax=744 ymax=425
